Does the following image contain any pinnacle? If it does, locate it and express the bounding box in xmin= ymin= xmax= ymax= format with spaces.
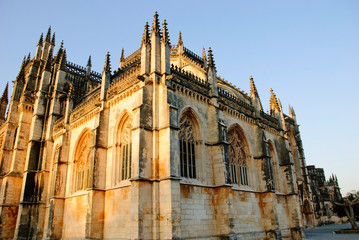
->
xmin=162 ymin=19 xmax=170 ymax=45
xmin=38 ymin=33 xmax=43 ymax=46
xmin=269 ymin=88 xmax=279 ymax=111
xmin=103 ymin=51 xmax=111 ymax=73
xmin=59 ymin=50 xmax=67 ymax=71
xmin=27 ymin=52 xmax=31 ymax=62
xmin=250 ymin=75 xmax=258 ymax=97
xmin=0 ymin=83 xmax=9 ymax=103
xmin=45 ymin=26 xmax=51 ymax=43
xmin=51 ymin=32 xmax=55 ymax=46
xmin=178 ymin=31 xmax=183 ymax=46
xmin=202 ymin=47 xmax=207 ymax=61
xmin=120 ymin=48 xmax=125 ymax=62
xmin=44 ymin=47 xmax=53 ymax=71
xmin=87 ymin=55 xmax=92 ymax=67
xmin=207 ymin=47 xmax=215 ymax=68
xmin=151 ymin=11 xmax=160 ymax=34
xmin=141 ymin=22 xmax=150 ymax=45
xmin=54 ymin=41 xmax=64 ymax=63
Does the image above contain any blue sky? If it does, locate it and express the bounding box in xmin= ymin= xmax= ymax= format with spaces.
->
xmin=0 ymin=0 xmax=358 ymax=195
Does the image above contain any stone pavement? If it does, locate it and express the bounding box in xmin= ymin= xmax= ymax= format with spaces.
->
xmin=304 ymin=223 xmax=359 ymax=240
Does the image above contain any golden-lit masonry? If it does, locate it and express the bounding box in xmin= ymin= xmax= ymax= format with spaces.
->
xmin=0 ymin=12 xmax=343 ymax=240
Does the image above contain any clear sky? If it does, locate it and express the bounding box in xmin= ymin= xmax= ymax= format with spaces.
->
xmin=0 ymin=1 xmax=358 ymax=195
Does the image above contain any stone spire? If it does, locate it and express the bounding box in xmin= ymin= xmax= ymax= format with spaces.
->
xmin=250 ymin=76 xmax=258 ymax=97
xmin=141 ymin=22 xmax=150 ymax=45
xmin=288 ymin=105 xmax=296 ymax=122
xmin=37 ymin=33 xmax=43 ymax=46
xmin=162 ymin=19 xmax=170 ymax=45
xmin=51 ymin=32 xmax=55 ymax=46
xmin=178 ymin=31 xmax=183 ymax=46
xmin=45 ymin=26 xmax=51 ymax=43
xmin=151 ymin=11 xmax=161 ymax=35
xmin=54 ymin=41 xmax=64 ymax=63
xmin=44 ymin=47 xmax=53 ymax=71
xmin=103 ymin=51 xmax=111 ymax=73
xmin=207 ymin=47 xmax=215 ymax=68
xmin=59 ymin=50 xmax=67 ymax=71
xmin=269 ymin=88 xmax=279 ymax=111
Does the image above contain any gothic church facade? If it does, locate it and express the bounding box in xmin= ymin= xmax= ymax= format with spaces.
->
xmin=0 ymin=13 xmax=314 ymax=239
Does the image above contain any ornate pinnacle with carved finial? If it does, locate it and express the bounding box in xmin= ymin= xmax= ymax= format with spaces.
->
xmin=269 ymin=88 xmax=279 ymax=111
xmin=38 ymin=33 xmax=43 ymax=46
xmin=45 ymin=26 xmax=51 ymax=43
xmin=27 ymin=53 xmax=31 ymax=62
xmin=54 ymin=41 xmax=64 ymax=63
xmin=120 ymin=48 xmax=125 ymax=62
xmin=59 ymin=50 xmax=67 ymax=71
xmin=1 ymin=83 xmax=9 ymax=103
xmin=51 ymin=33 xmax=55 ymax=46
xmin=87 ymin=55 xmax=92 ymax=67
xmin=151 ymin=11 xmax=160 ymax=35
xmin=249 ymin=75 xmax=258 ymax=96
xmin=178 ymin=31 xmax=183 ymax=46
xmin=44 ymin=47 xmax=53 ymax=71
xmin=202 ymin=47 xmax=207 ymax=61
xmin=162 ymin=19 xmax=170 ymax=45
xmin=207 ymin=47 xmax=215 ymax=68
xmin=141 ymin=22 xmax=150 ymax=45
xmin=103 ymin=51 xmax=111 ymax=73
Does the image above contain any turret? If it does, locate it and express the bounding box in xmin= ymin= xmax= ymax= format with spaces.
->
xmin=140 ymin=22 xmax=150 ymax=75
xmin=161 ymin=19 xmax=170 ymax=75
xmin=150 ymin=11 xmax=161 ymax=74
xmin=35 ymin=33 xmax=43 ymax=60
xmin=207 ymin=47 xmax=218 ymax=97
xmin=249 ymin=75 xmax=263 ymax=116
xmin=0 ymin=83 xmax=9 ymax=122
xmin=101 ymin=52 xmax=111 ymax=101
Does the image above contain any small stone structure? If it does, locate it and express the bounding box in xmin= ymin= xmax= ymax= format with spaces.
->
xmin=0 ymin=12 xmax=316 ymax=240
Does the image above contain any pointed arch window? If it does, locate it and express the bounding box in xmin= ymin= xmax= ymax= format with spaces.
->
xmin=73 ymin=131 xmax=91 ymax=192
xmin=119 ymin=122 xmax=132 ymax=181
xmin=228 ymin=129 xmax=248 ymax=185
xmin=179 ymin=115 xmax=196 ymax=179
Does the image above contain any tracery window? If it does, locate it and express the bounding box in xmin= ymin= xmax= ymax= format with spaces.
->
xmin=119 ymin=122 xmax=132 ymax=181
xmin=228 ymin=129 xmax=248 ymax=185
xmin=179 ymin=115 xmax=196 ymax=179
xmin=73 ymin=131 xmax=91 ymax=192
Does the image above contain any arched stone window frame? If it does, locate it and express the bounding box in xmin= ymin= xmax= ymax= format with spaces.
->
xmin=227 ymin=125 xmax=251 ymax=186
xmin=114 ymin=113 xmax=133 ymax=184
xmin=72 ymin=129 xmax=91 ymax=193
xmin=178 ymin=108 xmax=201 ymax=179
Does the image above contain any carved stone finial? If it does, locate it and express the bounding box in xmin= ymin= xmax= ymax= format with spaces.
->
xmin=54 ymin=41 xmax=64 ymax=63
xmin=27 ymin=52 xmax=31 ymax=62
xmin=202 ymin=47 xmax=207 ymax=61
xmin=249 ymin=75 xmax=258 ymax=96
xmin=178 ymin=31 xmax=183 ymax=46
xmin=103 ymin=51 xmax=111 ymax=73
xmin=151 ymin=11 xmax=160 ymax=34
xmin=162 ymin=19 xmax=170 ymax=45
xmin=141 ymin=22 xmax=150 ymax=45
xmin=45 ymin=26 xmax=51 ymax=43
